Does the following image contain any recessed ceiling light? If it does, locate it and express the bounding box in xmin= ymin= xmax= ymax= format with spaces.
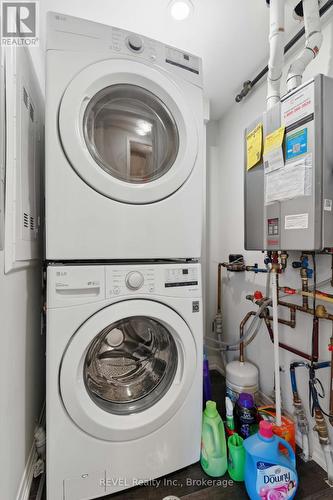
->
xmin=169 ymin=0 xmax=193 ymax=21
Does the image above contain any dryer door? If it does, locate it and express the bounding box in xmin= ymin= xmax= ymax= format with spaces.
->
xmin=58 ymin=59 xmax=198 ymax=204
xmin=60 ymin=299 xmax=197 ymax=441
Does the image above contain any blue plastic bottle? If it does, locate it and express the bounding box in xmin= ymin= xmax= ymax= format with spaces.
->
xmin=243 ymin=420 xmax=298 ymax=500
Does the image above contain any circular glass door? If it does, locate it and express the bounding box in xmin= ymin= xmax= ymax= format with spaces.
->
xmin=60 ymin=299 xmax=197 ymax=441
xmin=84 ymin=316 xmax=178 ymax=415
xmin=58 ymin=59 xmax=198 ymax=204
xmin=83 ymin=84 xmax=179 ymax=184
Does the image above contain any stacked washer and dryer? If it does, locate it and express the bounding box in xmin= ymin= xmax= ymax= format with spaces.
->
xmin=45 ymin=12 xmax=205 ymax=500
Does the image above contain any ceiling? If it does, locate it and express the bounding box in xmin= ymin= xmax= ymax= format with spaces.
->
xmin=40 ymin=0 xmax=309 ymax=119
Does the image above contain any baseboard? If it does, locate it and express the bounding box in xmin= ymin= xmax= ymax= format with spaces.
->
xmin=209 ymin=362 xmax=225 ymax=376
xmin=16 ymin=402 xmax=45 ymax=500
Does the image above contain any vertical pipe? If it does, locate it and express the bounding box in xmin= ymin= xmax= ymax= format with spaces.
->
xmin=271 ymin=271 xmax=282 ymax=426
xmin=217 ymin=264 xmax=222 ymax=312
xmin=311 ymin=317 xmax=319 ymax=363
xmin=329 ymin=329 xmax=333 ymax=427
xmin=267 ymin=0 xmax=285 ymax=108
xmin=301 ymin=269 xmax=309 ymax=309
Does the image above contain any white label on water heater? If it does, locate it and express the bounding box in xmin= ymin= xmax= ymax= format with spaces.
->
xmin=324 ymin=199 xmax=332 ymax=212
xmin=285 ymin=213 xmax=309 ymax=230
xmin=281 ymin=82 xmax=314 ymax=127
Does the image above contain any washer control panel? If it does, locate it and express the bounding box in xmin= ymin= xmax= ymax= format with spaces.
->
xmin=107 ymin=267 xmax=155 ymax=297
xmin=125 ymin=271 xmax=145 ymax=290
xmin=165 ymin=267 xmax=199 ymax=288
xmin=47 ymin=263 xmax=201 ymax=306
xmin=105 ymin=264 xmax=200 ymax=298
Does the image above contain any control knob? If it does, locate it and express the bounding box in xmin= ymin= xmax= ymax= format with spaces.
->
xmin=127 ymin=35 xmax=143 ymax=52
xmin=126 ymin=271 xmax=144 ymax=290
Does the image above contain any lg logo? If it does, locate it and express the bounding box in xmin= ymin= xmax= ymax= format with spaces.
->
xmin=1 ymin=1 xmax=39 ymax=45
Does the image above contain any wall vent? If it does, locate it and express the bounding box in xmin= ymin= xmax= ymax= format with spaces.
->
xmin=23 ymin=87 xmax=28 ymax=108
xmin=29 ymin=103 xmax=34 ymax=122
xmin=23 ymin=212 xmax=29 ymax=228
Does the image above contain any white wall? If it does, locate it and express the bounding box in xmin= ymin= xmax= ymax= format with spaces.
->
xmin=209 ymin=16 xmax=333 ymax=469
xmin=0 ymin=44 xmax=45 ymax=499
xmin=205 ymin=120 xmax=225 ymax=368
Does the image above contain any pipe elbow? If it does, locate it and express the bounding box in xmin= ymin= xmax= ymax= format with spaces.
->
xmin=286 ymin=0 xmax=322 ymax=92
xmin=287 ymin=49 xmax=313 ymax=91
xmin=306 ymin=30 xmax=323 ymax=56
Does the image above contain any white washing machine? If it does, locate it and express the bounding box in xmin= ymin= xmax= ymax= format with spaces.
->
xmin=46 ymin=262 xmax=203 ymax=500
xmin=45 ymin=12 xmax=205 ymax=261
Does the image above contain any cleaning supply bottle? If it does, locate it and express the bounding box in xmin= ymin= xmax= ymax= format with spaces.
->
xmin=203 ymin=353 xmax=212 ymax=404
xmin=243 ymin=420 xmax=298 ymax=500
xmin=225 ymin=396 xmax=235 ymax=432
xmin=235 ymin=392 xmax=259 ymax=439
xmin=200 ymin=400 xmax=227 ymax=477
xmin=228 ymin=433 xmax=245 ymax=481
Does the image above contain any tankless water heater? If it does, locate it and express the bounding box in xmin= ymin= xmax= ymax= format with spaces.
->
xmin=244 ymin=74 xmax=333 ymax=251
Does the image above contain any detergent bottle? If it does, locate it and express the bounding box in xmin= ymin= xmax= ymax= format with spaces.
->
xmin=200 ymin=401 xmax=227 ymax=477
xmin=243 ymin=420 xmax=298 ymax=500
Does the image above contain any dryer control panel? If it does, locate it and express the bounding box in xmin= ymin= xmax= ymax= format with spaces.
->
xmin=47 ymin=12 xmax=203 ymax=87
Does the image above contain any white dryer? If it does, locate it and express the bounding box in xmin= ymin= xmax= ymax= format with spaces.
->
xmin=46 ymin=262 xmax=203 ymax=500
xmin=45 ymin=13 xmax=205 ymax=261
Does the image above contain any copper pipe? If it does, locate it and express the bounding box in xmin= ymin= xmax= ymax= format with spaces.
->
xmin=217 ymin=263 xmax=223 ymax=313
xmin=329 ymin=331 xmax=333 ymax=427
xmin=312 ymin=317 xmax=319 ymax=363
xmin=301 ymin=268 xmax=309 ymax=309
xmin=266 ymin=312 xmax=296 ymax=328
xmin=264 ymin=315 xmax=313 ymax=361
xmin=278 ymin=299 xmax=333 ymax=320
xmin=240 ymin=301 xmax=296 ymax=362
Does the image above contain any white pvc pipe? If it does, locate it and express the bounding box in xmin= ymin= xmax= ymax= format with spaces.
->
xmin=267 ymin=0 xmax=285 ymax=109
xmin=271 ymin=271 xmax=282 ymax=426
xmin=287 ymin=0 xmax=323 ymax=91
xmin=301 ymin=433 xmax=310 ymax=461
xmin=322 ymin=444 xmax=333 ymax=486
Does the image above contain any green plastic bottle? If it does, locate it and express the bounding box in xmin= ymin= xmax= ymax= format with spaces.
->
xmin=228 ymin=433 xmax=246 ymax=481
xmin=200 ymin=401 xmax=227 ymax=477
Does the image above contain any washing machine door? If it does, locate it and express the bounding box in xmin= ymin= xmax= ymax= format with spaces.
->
xmin=60 ymin=299 xmax=197 ymax=441
xmin=58 ymin=59 xmax=198 ymax=204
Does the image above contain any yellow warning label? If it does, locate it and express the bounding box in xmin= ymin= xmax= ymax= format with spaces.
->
xmin=246 ymin=123 xmax=263 ymax=170
xmin=263 ymin=126 xmax=285 ymax=156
